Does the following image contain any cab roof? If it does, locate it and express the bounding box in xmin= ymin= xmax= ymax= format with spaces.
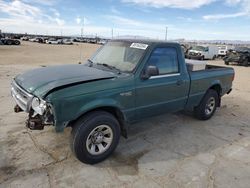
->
xmin=110 ymin=39 xmax=179 ymax=46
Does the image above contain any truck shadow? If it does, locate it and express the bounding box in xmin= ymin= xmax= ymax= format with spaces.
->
xmin=104 ymin=103 xmax=250 ymax=176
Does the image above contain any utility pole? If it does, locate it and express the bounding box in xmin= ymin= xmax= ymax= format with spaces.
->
xmin=81 ymin=28 xmax=83 ymax=38
xmin=111 ymin=28 xmax=113 ymax=39
xmin=82 ymin=17 xmax=85 ymax=38
xmin=165 ymin=26 xmax=168 ymax=41
xmin=80 ymin=17 xmax=85 ymax=64
xmin=81 ymin=17 xmax=85 ymax=39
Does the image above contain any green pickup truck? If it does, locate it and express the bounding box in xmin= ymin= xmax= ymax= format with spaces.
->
xmin=11 ymin=40 xmax=234 ymax=164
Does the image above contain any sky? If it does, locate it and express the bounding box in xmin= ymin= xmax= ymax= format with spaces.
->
xmin=0 ymin=0 xmax=250 ymax=40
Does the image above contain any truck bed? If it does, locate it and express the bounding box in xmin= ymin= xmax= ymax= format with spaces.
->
xmin=185 ymin=64 xmax=234 ymax=110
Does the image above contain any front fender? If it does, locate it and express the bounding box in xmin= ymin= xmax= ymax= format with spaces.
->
xmin=50 ymin=96 xmax=127 ymax=132
xmin=76 ymin=98 xmax=124 ymax=120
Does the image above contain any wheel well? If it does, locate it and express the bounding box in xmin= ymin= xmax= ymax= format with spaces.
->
xmin=210 ymin=84 xmax=222 ymax=96
xmin=69 ymin=106 xmax=128 ymax=138
xmin=209 ymin=84 xmax=222 ymax=106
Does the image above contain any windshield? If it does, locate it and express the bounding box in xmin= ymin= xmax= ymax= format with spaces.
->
xmin=218 ymin=46 xmax=227 ymax=50
xmin=192 ymin=46 xmax=207 ymax=52
xmin=90 ymin=41 xmax=147 ymax=72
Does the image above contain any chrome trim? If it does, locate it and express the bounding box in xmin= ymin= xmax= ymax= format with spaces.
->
xmin=149 ymin=73 xmax=180 ymax=79
xmin=11 ymin=80 xmax=33 ymax=112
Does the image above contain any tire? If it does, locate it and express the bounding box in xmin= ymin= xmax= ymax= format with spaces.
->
xmin=212 ymin=55 xmax=216 ymax=60
xmin=224 ymin=61 xmax=229 ymax=65
xmin=194 ymin=89 xmax=219 ymax=120
xmin=6 ymin=40 xmax=12 ymax=45
xmin=200 ymin=56 xmax=205 ymax=61
xmin=242 ymin=59 xmax=248 ymax=67
xmin=14 ymin=40 xmax=20 ymax=45
xmin=71 ymin=111 xmax=121 ymax=164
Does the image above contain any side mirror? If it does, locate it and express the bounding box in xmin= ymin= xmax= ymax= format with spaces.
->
xmin=141 ymin=66 xmax=159 ymax=80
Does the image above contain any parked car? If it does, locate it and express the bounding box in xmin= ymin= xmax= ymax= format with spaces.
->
xmin=29 ymin=37 xmax=38 ymax=42
xmin=89 ymin=38 xmax=97 ymax=44
xmin=97 ymin=39 xmax=107 ymax=45
xmin=62 ymin=39 xmax=73 ymax=45
xmin=1 ymin=38 xmax=20 ymax=45
xmin=224 ymin=47 xmax=250 ymax=67
xmin=46 ymin=38 xmax=60 ymax=44
xmin=11 ymin=40 xmax=234 ymax=164
xmin=187 ymin=45 xmax=218 ymax=60
xmin=72 ymin=38 xmax=78 ymax=42
xmin=21 ymin=36 xmax=30 ymax=41
xmin=73 ymin=38 xmax=86 ymax=43
xmin=217 ymin=45 xmax=228 ymax=57
xmin=180 ymin=44 xmax=191 ymax=58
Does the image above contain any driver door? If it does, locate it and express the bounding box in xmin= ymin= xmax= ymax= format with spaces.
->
xmin=135 ymin=47 xmax=189 ymax=119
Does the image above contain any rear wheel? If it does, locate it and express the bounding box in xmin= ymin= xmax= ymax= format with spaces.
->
xmin=224 ymin=61 xmax=229 ymax=65
xmin=14 ymin=40 xmax=20 ymax=45
xmin=194 ymin=89 xmax=219 ymax=120
xmin=71 ymin=111 xmax=120 ymax=164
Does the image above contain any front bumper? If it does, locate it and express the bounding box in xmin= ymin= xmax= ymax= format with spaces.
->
xmin=11 ymin=80 xmax=54 ymax=130
xmin=187 ymin=54 xmax=202 ymax=60
xmin=11 ymin=81 xmax=33 ymax=112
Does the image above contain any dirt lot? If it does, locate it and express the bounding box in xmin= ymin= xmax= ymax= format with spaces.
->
xmin=0 ymin=41 xmax=250 ymax=188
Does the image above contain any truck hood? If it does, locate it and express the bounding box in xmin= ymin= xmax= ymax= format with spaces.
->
xmin=14 ymin=64 xmax=115 ymax=97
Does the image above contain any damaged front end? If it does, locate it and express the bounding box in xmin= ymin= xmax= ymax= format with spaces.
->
xmin=11 ymin=80 xmax=54 ymax=130
xmin=26 ymin=103 xmax=54 ymax=130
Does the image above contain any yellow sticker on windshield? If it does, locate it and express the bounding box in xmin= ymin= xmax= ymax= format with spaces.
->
xmin=130 ymin=43 xmax=148 ymax=50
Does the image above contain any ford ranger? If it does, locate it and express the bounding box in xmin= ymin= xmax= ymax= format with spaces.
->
xmin=11 ymin=40 xmax=234 ymax=164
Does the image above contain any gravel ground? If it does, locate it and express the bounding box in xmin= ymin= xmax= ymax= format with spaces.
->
xmin=0 ymin=41 xmax=250 ymax=188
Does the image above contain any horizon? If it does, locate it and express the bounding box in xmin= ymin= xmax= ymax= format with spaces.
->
xmin=0 ymin=0 xmax=250 ymax=41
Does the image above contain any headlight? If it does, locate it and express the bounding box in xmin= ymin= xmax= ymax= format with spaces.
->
xmin=31 ymin=97 xmax=46 ymax=115
xmin=31 ymin=97 xmax=40 ymax=108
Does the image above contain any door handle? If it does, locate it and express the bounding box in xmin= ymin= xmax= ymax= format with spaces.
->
xmin=176 ymin=80 xmax=184 ymax=85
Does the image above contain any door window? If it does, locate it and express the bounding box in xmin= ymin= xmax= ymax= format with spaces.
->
xmin=147 ymin=47 xmax=179 ymax=75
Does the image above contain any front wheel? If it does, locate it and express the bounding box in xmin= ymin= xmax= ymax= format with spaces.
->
xmin=6 ymin=40 xmax=12 ymax=45
xmin=194 ymin=89 xmax=219 ymax=120
xmin=71 ymin=111 xmax=120 ymax=164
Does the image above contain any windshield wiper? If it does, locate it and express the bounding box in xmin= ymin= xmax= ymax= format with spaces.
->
xmin=87 ymin=59 xmax=94 ymax=64
xmin=96 ymin=63 xmax=121 ymax=74
xmin=86 ymin=59 xmax=96 ymax=67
